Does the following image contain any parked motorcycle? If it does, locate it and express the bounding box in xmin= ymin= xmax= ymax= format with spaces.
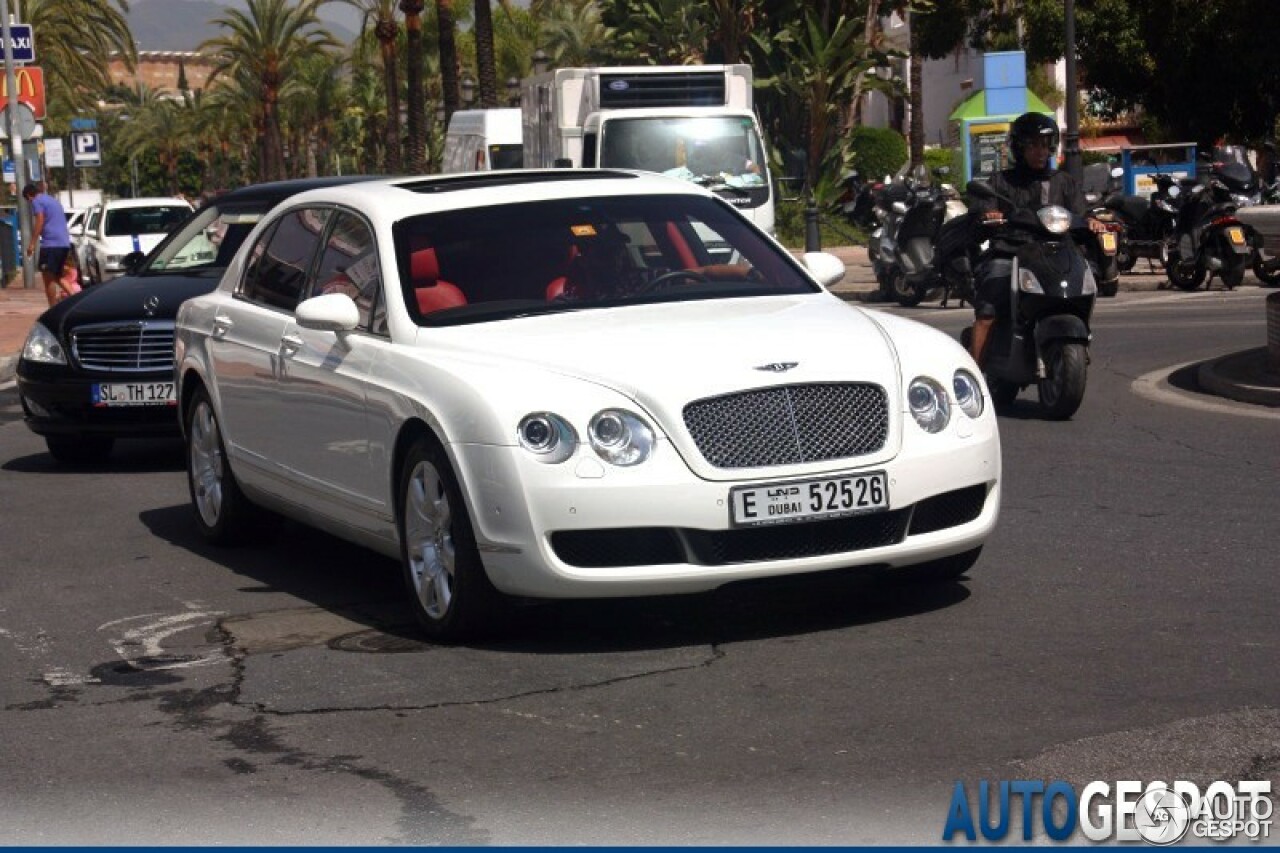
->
xmin=960 ymin=180 xmax=1099 ymax=420
xmin=1166 ymin=161 xmax=1257 ymax=291
xmin=874 ymin=167 xmax=969 ymax=307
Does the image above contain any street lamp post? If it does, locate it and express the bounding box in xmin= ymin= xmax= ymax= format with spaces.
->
xmin=506 ymin=76 xmax=520 ymax=108
xmin=1 ymin=0 xmax=34 ymax=288
xmin=532 ymin=49 xmax=550 ymax=76
xmin=460 ymin=74 xmax=476 ymax=109
xmin=1063 ymin=0 xmax=1082 ymax=183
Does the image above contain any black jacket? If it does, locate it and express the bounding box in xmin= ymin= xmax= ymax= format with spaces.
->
xmin=974 ymin=167 xmax=1086 ymax=219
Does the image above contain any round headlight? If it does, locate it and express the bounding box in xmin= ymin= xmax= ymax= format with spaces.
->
xmin=1036 ymin=205 xmax=1073 ymax=234
xmin=908 ymin=377 xmax=950 ymax=433
xmin=21 ymin=322 xmax=67 ymax=365
xmin=588 ymin=409 xmax=654 ymax=466
xmin=517 ymin=412 xmax=576 ymax=464
xmin=953 ymin=370 xmax=984 ymax=419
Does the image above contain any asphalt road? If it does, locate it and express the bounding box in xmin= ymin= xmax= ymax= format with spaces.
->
xmin=1 ymin=288 xmax=1277 ymax=845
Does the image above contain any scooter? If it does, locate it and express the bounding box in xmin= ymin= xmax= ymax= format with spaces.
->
xmin=1103 ymin=172 xmax=1179 ymax=274
xmin=1166 ymin=162 xmax=1256 ymax=291
xmin=960 ymin=181 xmax=1099 ymax=420
xmin=876 ymin=167 xmax=968 ymax=307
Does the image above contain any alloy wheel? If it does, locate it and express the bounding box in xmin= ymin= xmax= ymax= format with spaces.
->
xmin=189 ymin=399 xmax=226 ymax=528
xmin=404 ymin=460 xmax=456 ymax=620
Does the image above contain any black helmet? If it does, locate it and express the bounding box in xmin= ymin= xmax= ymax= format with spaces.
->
xmin=1009 ymin=112 xmax=1059 ymax=173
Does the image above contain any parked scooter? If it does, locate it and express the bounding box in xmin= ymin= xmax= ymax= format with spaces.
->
xmin=1166 ymin=161 xmax=1257 ymax=290
xmin=874 ymin=167 xmax=969 ymax=307
xmin=1103 ymin=171 xmax=1180 ymax=274
xmin=960 ymin=180 xmax=1099 ymax=420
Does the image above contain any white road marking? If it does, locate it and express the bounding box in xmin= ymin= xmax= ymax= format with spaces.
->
xmin=99 ymin=610 xmax=229 ymax=671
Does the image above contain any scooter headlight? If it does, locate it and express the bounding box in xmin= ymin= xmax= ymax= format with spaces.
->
xmin=953 ymin=370 xmax=984 ymax=419
xmin=1017 ymin=268 xmax=1045 ymax=294
xmin=908 ymin=377 xmax=950 ymax=434
xmin=1036 ymin=205 xmax=1073 ymax=234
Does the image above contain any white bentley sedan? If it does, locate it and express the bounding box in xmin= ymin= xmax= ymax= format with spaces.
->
xmin=175 ymin=171 xmax=1001 ymax=640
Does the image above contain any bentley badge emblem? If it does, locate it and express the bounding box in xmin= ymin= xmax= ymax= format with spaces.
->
xmin=754 ymin=362 xmax=799 ymax=373
xmin=143 ymin=295 xmax=160 ymax=317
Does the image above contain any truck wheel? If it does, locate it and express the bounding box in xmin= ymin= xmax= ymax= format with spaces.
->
xmin=1038 ymin=341 xmax=1087 ymax=420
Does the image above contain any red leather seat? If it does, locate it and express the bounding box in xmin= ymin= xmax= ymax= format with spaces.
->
xmin=410 ymin=246 xmax=467 ymax=315
xmin=546 ymin=245 xmax=581 ymax=301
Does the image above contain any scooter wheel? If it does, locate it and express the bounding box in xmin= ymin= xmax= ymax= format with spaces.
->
xmin=888 ymin=270 xmax=924 ymax=308
xmin=1038 ymin=342 xmax=1087 ymax=420
xmin=1254 ymin=259 xmax=1280 ymax=288
xmin=987 ymin=378 xmax=1019 ymax=409
xmin=1166 ymin=261 xmax=1206 ymax=292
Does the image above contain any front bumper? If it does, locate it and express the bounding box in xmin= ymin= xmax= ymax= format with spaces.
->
xmin=451 ymin=415 xmax=1001 ymax=599
xmin=17 ymin=365 xmax=181 ymax=438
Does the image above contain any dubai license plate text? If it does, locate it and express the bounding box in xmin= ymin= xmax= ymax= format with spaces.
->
xmin=730 ymin=472 xmax=889 ymax=527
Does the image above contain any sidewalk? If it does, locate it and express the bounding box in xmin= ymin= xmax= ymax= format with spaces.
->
xmin=0 ymin=254 xmax=1276 ymax=407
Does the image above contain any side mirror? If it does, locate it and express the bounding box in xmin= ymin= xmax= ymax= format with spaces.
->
xmin=69 ymin=225 xmax=84 ymax=238
xmin=802 ymin=252 xmax=846 ymax=288
xmin=122 ymin=251 xmax=145 ymax=274
xmin=295 ymin=292 xmax=360 ymax=332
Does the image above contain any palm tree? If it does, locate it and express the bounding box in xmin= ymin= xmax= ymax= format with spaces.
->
xmin=540 ymin=0 xmax=614 ymax=67
xmin=346 ymin=0 xmax=402 ymax=172
xmin=200 ymin=0 xmax=339 ymax=182
xmin=401 ymin=0 xmax=429 ymax=173
xmin=24 ymin=0 xmax=135 ymax=116
xmin=435 ymin=0 xmax=461 ymax=129
xmin=114 ymin=83 xmax=189 ymax=196
xmin=473 ymin=0 xmax=499 ymax=107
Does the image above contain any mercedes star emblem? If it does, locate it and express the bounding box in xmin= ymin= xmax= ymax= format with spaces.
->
xmin=142 ymin=295 xmax=160 ymax=317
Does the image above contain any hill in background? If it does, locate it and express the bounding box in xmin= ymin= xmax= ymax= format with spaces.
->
xmin=126 ymin=0 xmax=357 ymax=51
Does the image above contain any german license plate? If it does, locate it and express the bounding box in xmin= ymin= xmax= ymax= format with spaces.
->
xmin=730 ymin=472 xmax=889 ymax=527
xmin=1227 ymin=226 xmax=1246 ymax=246
xmin=91 ymin=382 xmax=176 ymax=407
xmin=1100 ymin=232 xmax=1117 ymax=252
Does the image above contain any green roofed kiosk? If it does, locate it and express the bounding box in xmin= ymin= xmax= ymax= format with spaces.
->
xmin=950 ymin=51 xmax=1054 ymax=184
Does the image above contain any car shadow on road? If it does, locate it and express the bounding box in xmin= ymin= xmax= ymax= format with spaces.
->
xmin=140 ymin=502 xmax=971 ymax=655
xmin=3 ymin=438 xmax=185 ymax=475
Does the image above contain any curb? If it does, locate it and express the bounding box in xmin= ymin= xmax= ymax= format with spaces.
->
xmin=0 ymin=353 xmax=14 ymax=386
xmin=1196 ymin=348 xmax=1280 ymax=408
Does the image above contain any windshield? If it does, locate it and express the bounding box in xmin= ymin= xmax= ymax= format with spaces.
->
xmin=105 ymin=205 xmax=190 ymax=237
xmin=601 ymin=116 xmax=767 ymax=189
xmin=489 ymin=144 xmax=523 ymax=170
xmin=146 ymin=205 xmax=266 ymax=273
xmin=393 ymin=194 xmax=816 ymax=326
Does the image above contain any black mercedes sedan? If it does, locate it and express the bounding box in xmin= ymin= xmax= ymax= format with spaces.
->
xmin=17 ymin=176 xmax=377 ymax=463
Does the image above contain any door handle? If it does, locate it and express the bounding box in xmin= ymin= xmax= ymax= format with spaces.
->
xmin=280 ymin=334 xmax=304 ymax=357
xmin=211 ymin=315 xmax=232 ymax=338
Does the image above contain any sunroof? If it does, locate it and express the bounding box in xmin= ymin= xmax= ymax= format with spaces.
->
xmin=396 ymin=170 xmax=639 ymax=194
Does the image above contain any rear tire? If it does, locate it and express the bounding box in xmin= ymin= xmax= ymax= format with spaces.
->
xmin=1220 ymin=262 xmax=1245 ymax=290
xmin=1038 ymin=341 xmax=1087 ymax=420
xmin=1166 ymin=260 xmax=1205 ymax=291
xmin=45 ymin=435 xmax=114 ymax=464
xmin=186 ymin=386 xmax=255 ymax=545
xmin=888 ymin=269 xmax=924 ymax=307
xmin=399 ymin=436 xmax=506 ymax=642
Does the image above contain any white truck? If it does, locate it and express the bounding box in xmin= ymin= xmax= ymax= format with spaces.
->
xmin=442 ymin=108 xmax=523 ymax=172
xmin=521 ymin=64 xmax=774 ymax=234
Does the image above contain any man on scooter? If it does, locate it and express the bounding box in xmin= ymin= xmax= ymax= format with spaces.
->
xmin=969 ymin=112 xmax=1111 ymax=366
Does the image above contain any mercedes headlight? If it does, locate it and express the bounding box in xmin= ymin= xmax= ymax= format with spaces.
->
xmin=588 ymin=409 xmax=654 ymax=466
xmin=908 ymin=377 xmax=950 ymax=433
xmin=21 ymin=322 xmax=67 ymax=365
xmin=953 ymin=370 xmax=984 ymax=419
xmin=517 ymin=412 xmax=577 ymax=464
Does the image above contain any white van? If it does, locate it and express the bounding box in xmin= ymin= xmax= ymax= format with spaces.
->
xmin=442 ymin=108 xmax=523 ymax=173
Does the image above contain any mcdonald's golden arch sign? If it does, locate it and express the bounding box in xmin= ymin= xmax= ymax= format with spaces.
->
xmin=0 ymin=67 xmax=45 ymax=120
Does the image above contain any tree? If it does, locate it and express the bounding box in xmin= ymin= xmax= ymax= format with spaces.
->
xmin=24 ymin=0 xmax=135 ymax=117
xmin=434 ymin=0 xmax=461 ymax=138
xmin=347 ymin=0 xmax=403 ymax=172
xmin=401 ymin=0 xmax=429 ymax=172
xmin=474 ymin=0 xmax=499 ymax=107
xmin=201 ymin=0 xmax=339 ymax=182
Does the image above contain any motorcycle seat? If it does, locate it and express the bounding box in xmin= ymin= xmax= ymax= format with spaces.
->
xmin=1104 ymin=193 xmax=1150 ymax=222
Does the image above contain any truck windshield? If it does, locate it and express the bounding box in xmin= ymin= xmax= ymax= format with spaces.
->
xmin=601 ymin=116 xmax=767 ymax=188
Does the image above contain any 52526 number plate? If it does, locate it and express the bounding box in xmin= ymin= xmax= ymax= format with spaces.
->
xmin=730 ymin=472 xmax=889 ymax=527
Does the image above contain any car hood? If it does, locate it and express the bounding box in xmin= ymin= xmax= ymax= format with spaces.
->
xmin=430 ymin=294 xmax=901 ymax=406
xmin=54 ymin=270 xmax=224 ymax=333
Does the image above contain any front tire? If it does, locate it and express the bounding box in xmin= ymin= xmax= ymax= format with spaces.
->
xmin=46 ymin=435 xmax=114 ymax=464
xmin=186 ymin=386 xmax=255 ymax=544
xmin=1255 ymin=258 xmax=1280 ymax=287
xmin=399 ymin=437 xmax=505 ymax=642
xmin=888 ymin=269 xmax=924 ymax=307
xmin=1038 ymin=341 xmax=1088 ymax=420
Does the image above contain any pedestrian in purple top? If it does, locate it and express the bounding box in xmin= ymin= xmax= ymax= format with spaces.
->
xmin=23 ymin=182 xmax=76 ymax=305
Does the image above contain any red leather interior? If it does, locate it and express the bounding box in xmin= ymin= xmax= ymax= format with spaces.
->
xmin=410 ymin=246 xmax=467 ymax=315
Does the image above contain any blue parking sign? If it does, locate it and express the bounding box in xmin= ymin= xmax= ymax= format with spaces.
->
xmin=71 ymin=131 xmax=100 ymax=166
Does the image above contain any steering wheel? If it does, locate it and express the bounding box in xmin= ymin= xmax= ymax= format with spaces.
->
xmin=640 ymin=269 xmax=709 ymax=293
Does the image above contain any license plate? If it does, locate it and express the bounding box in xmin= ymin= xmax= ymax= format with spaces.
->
xmin=91 ymin=382 xmax=176 ymax=407
xmin=1227 ymin=227 xmax=1246 ymax=246
xmin=1100 ymin=232 xmax=1117 ymax=252
xmin=730 ymin=472 xmax=889 ymax=527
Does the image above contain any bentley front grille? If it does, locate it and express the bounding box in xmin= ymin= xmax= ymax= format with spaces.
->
xmin=682 ymin=383 xmax=889 ymax=469
xmin=72 ymin=321 xmax=176 ymax=372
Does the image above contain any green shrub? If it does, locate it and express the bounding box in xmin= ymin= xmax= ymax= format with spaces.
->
xmin=847 ymin=126 xmax=908 ymax=183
